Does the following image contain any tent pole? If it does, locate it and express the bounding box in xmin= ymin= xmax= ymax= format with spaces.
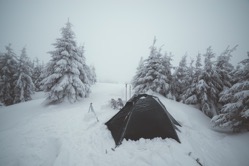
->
xmin=125 ymin=83 xmax=127 ymax=102
xmin=129 ymin=84 xmax=132 ymax=98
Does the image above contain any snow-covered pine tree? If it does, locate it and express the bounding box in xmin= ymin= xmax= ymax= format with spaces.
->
xmin=77 ymin=45 xmax=96 ymax=86
xmin=132 ymin=38 xmax=171 ymax=96
xmin=195 ymin=53 xmax=202 ymax=81
xmin=0 ymin=44 xmax=18 ymax=105
xmin=13 ymin=47 xmax=35 ymax=103
xmin=76 ymin=45 xmax=92 ymax=96
xmin=40 ymin=60 xmax=53 ymax=90
xmin=212 ymin=52 xmax=249 ymax=131
xmin=172 ymin=54 xmax=189 ymax=101
xmin=41 ymin=21 xmax=91 ymax=104
xmin=89 ymin=65 xmax=97 ymax=84
xmin=132 ymin=57 xmax=146 ymax=94
xmin=181 ymin=58 xmax=194 ymax=101
xmin=161 ymin=52 xmax=173 ymax=98
xmin=141 ymin=45 xmax=164 ymax=94
xmin=184 ymin=47 xmax=223 ymax=118
xmin=32 ymin=58 xmax=45 ymax=91
xmin=215 ymin=46 xmax=236 ymax=113
xmin=216 ymin=46 xmax=236 ymax=95
xmin=198 ymin=47 xmax=223 ymax=117
xmin=230 ymin=64 xmax=243 ymax=85
xmin=184 ymin=53 xmax=202 ymax=105
xmin=188 ymin=58 xmax=195 ymax=83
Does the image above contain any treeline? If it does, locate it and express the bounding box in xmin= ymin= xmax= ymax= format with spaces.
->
xmin=132 ymin=38 xmax=249 ymax=132
xmin=0 ymin=21 xmax=96 ymax=106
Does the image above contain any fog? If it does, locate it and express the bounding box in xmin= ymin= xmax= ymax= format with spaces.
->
xmin=1 ymin=0 xmax=249 ymax=83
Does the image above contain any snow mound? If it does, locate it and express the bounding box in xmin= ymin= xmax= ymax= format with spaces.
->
xmin=0 ymin=83 xmax=249 ymax=166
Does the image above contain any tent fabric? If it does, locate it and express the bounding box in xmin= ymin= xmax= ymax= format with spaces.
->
xmin=105 ymin=94 xmax=181 ymax=146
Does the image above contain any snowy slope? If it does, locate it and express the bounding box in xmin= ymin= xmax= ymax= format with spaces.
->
xmin=0 ymin=83 xmax=248 ymax=166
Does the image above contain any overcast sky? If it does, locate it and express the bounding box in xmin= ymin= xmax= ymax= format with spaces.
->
xmin=0 ymin=0 xmax=249 ymax=83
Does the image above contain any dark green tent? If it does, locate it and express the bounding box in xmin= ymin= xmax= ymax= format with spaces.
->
xmin=105 ymin=94 xmax=181 ymax=146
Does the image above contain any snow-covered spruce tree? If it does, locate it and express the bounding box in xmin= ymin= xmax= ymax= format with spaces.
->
xmin=161 ymin=52 xmax=173 ymax=98
xmin=181 ymin=58 xmax=194 ymax=101
xmin=212 ymin=52 xmax=249 ymax=131
xmin=77 ymin=46 xmax=96 ymax=86
xmin=172 ymin=55 xmax=189 ymax=101
xmin=132 ymin=57 xmax=146 ymax=94
xmin=214 ymin=46 xmax=236 ymax=114
xmin=188 ymin=58 xmax=195 ymax=84
xmin=132 ymin=38 xmax=172 ymax=96
xmin=89 ymin=65 xmax=97 ymax=84
xmin=215 ymin=46 xmax=236 ymax=92
xmin=195 ymin=53 xmax=203 ymax=82
xmin=41 ymin=21 xmax=91 ymax=104
xmin=0 ymin=44 xmax=18 ymax=105
xmin=32 ymin=58 xmax=45 ymax=91
xmin=230 ymin=64 xmax=243 ymax=85
xmin=13 ymin=47 xmax=35 ymax=103
xmin=184 ymin=47 xmax=223 ymax=118
xmin=76 ymin=45 xmax=92 ymax=95
xmin=184 ymin=53 xmax=202 ymax=105
xmin=198 ymin=47 xmax=223 ymax=117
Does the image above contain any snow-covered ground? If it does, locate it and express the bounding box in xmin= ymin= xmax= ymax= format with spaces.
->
xmin=0 ymin=83 xmax=248 ymax=166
